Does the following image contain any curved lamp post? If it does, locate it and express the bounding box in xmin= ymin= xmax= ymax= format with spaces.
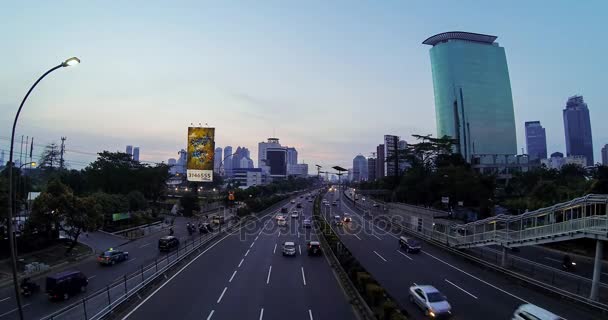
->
xmin=7 ymin=57 xmax=80 ymax=320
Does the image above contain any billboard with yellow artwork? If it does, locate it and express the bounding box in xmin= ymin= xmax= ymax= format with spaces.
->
xmin=186 ymin=127 xmax=215 ymax=182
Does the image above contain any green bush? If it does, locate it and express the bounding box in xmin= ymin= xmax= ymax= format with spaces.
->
xmin=365 ymin=283 xmax=385 ymax=307
xmin=356 ymin=272 xmax=372 ymax=291
xmin=389 ymin=310 xmax=408 ymax=320
xmin=381 ymin=300 xmax=399 ymax=320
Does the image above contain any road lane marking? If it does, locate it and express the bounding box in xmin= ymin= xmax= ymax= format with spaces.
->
xmin=88 ymin=275 xmax=97 ymax=280
xmin=0 ymin=303 xmax=31 ymax=318
xmin=238 ymin=258 xmax=244 ymax=268
xmin=245 ymin=249 xmax=250 ymax=256
xmin=372 ymin=234 xmax=382 ymax=240
xmin=544 ymin=257 xmax=561 ymax=263
xmin=266 ymin=265 xmax=272 ymax=284
xmin=250 ymin=242 xmax=255 ymax=248
xmin=217 ymin=287 xmax=227 ymax=303
xmin=278 ymin=232 xmax=281 ymax=237
xmin=273 ymin=244 xmax=277 ymax=254
xmin=206 ymin=310 xmax=214 ymax=320
xmin=445 ymin=279 xmax=478 ymax=299
xmin=0 ymin=297 xmax=9 ymax=303
xmin=309 ymin=309 xmax=314 ymax=320
xmin=373 ymin=251 xmax=387 ymax=262
xmin=396 ymin=250 xmax=413 ymax=261
xmin=301 ymin=267 xmax=307 ymax=285
xmin=120 ymin=231 xmax=234 ymax=319
xmin=353 ymin=234 xmax=362 ymax=240
xmin=259 ymin=308 xmax=264 ymax=320
xmin=229 ymin=270 xmax=237 ymax=283
xmin=126 ymin=258 xmax=137 ymax=263
xmin=422 ymin=251 xmax=530 ymax=304
xmin=255 ymin=236 xmax=259 ymax=241
xmin=138 ymin=243 xmax=151 ymax=248
xmin=299 ymin=245 xmax=302 ymax=255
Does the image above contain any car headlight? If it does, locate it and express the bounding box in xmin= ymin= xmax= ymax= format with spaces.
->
xmin=429 ymin=310 xmax=436 ymax=317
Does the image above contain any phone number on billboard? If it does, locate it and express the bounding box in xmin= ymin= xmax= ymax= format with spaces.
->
xmin=188 ymin=172 xmax=212 ymax=180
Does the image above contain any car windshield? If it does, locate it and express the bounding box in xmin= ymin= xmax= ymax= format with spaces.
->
xmin=426 ymin=292 xmax=445 ymax=303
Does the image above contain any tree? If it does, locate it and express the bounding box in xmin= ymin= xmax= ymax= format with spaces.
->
xmin=127 ymin=190 xmax=148 ymax=211
xmin=30 ymin=180 xmax=102 ymax=254
xmin=179 ymin=192 xmax=200 ymax=217
xmin=38 ymin=143 xmax=61 ymax=170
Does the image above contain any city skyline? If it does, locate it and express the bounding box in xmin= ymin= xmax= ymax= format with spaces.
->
xmin=2 ymin=1 xmax=608 ymax=171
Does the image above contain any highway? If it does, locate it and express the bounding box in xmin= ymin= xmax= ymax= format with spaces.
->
xmin=123 ymin=194 xmax=355 ymax=320
xmin=0 ymin=213 xmax=224 ymax=320
xmin=323 ymin=190 xmax=602 ymax=320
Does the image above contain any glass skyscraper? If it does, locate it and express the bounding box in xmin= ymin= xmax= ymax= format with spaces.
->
xmin=423 ymin=32 xmax=517 ymax=161
xmin=525 ymin=121 xmax=547 ymax=161
xmin=563 ymin=95 xmax=593 ymax=166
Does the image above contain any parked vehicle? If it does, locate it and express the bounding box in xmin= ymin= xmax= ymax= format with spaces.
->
xmin=409 ymin=285 xmax=452 ymax=318
xmin=512 ymin=304 xmax=564 ymax=320
xmin=399 ymin=236 xmax=421 ymax=253
xmin=98 ymin=249 xmax=129 ymax=265
xmin=46 ymin=271 xmax=88 ymax=301
xmin=158 ymin=236 xmax=180 ymax=252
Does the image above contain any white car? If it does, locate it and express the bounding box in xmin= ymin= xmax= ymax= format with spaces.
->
xmin=409 ymin=285 xmax=451 ymax=318
xmin=291 ymin=200 xmax=296 ymax=204
xmin=342 ymin=213 xmax=352 ymax=223
xmin=277 ymin=217 xmax=287 ymax=227
xmin=282 ymin=241 xmax=296 ymax=256
xmin=275 ymin=215 xmax=285 ymax=220
xmin=291 ymin=211 xmax=299 ymax=218
xmin=512 ymin=304 xmax=564 ymax=320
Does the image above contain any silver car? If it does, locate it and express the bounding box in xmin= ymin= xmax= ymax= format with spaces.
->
xmin=409 ymin=285 xmax=452 ymax=318
xmin=282 ymin=241 xmax=296 ymax=256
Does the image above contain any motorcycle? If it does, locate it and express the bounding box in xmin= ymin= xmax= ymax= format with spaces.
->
xmin=20 ymin=278 xmax=40 ymax=297
xmin=562 ymin=255 xmax=577 ymax=272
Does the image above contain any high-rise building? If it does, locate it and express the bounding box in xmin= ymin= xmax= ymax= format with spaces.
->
xmin=168 ymin=158 xmax=176 ymax=165
xmin=397 ymin=140 xmax=409 ymax=172
xmin=258 ymin=138 xmax=281 ymax=169
xmin=176 ymin=149 xmax=187 ymax=175
xmin=525 ymin=121 xmax=548 ymax=161
xmin=133 ymin=147 xmax=140 ymax=162
xmin=384 ymin=135 xmax=400 ymax=177
xmin=352 ymin=155 xmax=368 ymax=182
xmin=286 ymin=147 xmax=298 ymax=165
xmin=367 ymin=158 xmax=376 ymax=181
xmin=214 ymin=147 xmax=223 ymax=173
xmin=563 ymin=95 xmax=594 ymax=166
xmin=602 ymin=145 xmax=608 ymax=166
xmin=376 ymin=144 xmax=385 ymax=178
xmin=0 ymin=150 xmax=4 ymax=166
xmin=223 ymin=146 xmax=233 ymax=176
xmin=126 ymin=145 xmax=133 ymax=156
xmin=424 ymin=31 xmax=517 ymax=161
xmin=266 ymin=147 xmax=287 ymax=177
xmin=287 ymin=163 xmax=308 ymax=177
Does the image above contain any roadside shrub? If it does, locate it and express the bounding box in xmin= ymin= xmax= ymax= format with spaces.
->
xmin=365 ymin=283 xmax=385 ymax=307
xmin=381 ymin=300 xmax=398 ymax=320
xmin=356 ymin=272 xmax=372 ymax=291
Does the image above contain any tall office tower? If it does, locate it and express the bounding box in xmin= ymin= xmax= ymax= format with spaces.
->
xmin=384 ymin=135 xmax=400 ymax=177
xmin=601 ymin=144 xmax=608 ymax=166
xmin=286 ymin=147 xmax=298 ymax=165
xmin=563 ymin=95 xmax=594 ymax=166
xmin=258 ymin=138 xmax=281 ymax=168
xmin=424 ymin=31 xmax=517 ymax=161
xmin=525 ymin=121 xmax=548 ymax=161
xmin=367 ymin=158 xmax=376 ymax=181
xmin=126 ymin=145 xmax=133 ymax=156
xmin=214 ymin=147 xmax=223 ymax=173
xmin=133 ymin=147 xmax=140 ymax=162
xmin=376 ymin=144 xmax=385 ymax=178
xmin=223 ymin=146 xmax=233 ymax=176
xmin=352 ymin=155 xmax=368 ymax=182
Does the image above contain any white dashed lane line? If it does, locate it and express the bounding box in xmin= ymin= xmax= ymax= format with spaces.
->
xmin=229 ymin=270 xmax=237 ymax=283
xmin=238 ymin=258 xmax=244 ymax=268
xmin=266 ymin=266 xmax=272 ymax=284
xmin=216 ymin=287 xmax=227 ymax=303
xmin=445 ymin=279 xmax=478 ymax=299
xmin=353 ymin=234 xmax=362 ymax=240
xmin=206 ymin=310 xmax=214 ymax=320
xmin=373 ymin=251 xmax=387 ymax=262
xmin=396 ymin=250 xmax=413 ymax=261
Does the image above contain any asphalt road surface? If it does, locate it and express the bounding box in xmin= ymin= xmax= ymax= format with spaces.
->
xmin=122 ymin=194 xmax=355 ymax=320
xmin=323 ymin=191 xmax=602 ymax=320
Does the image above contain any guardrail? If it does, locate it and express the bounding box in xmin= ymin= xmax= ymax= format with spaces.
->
xmin=342 ymin=191 xmax=608 ymax=315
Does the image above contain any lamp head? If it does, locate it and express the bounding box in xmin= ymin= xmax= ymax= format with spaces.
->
xmin=62 ymin=57 xmax=81 ymax=67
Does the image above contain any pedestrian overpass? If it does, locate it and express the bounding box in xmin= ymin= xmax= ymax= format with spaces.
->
xmin=446 ymin=194 xmax=608 ymax=249
xmin=443 ymin=193 xmax=608 ymax=301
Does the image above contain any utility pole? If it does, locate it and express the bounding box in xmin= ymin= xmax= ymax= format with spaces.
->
xmin=59 ymin=136 xmax=66 ymax=169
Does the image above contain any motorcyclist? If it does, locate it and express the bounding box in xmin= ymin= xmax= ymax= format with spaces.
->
xmin=169 ymin=227 xmax=174 ymax=236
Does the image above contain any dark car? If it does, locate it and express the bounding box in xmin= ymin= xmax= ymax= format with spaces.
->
xmin=307 ymin=241 xmax=322 ymax=256
xmin=281 ymin=207 xmax=289 ymax=214
xmin=399 ymin=236 xmax=421 ymax=253
xmin=159 ymin=236 xmax=180 ymax=252
xmin=46 ymin=270 xmax=88 ymax=301
xmin=296 ymin=203 xmax=302 ymax=208
xmin=98 ymin=249 xmax=129 ymax=265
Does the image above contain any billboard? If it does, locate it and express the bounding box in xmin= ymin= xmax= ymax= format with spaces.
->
xmin=187 ymin=127 xmax=215 ymax=182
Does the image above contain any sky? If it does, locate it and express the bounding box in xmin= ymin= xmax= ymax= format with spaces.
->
xmin=2 ymin=0 xmax=607 ymax=172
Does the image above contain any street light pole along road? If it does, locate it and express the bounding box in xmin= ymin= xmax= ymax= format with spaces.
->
xmin=6 ymin=57 xmax=80 ymax=320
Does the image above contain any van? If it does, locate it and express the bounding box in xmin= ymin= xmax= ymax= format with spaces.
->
xmin=512 ymin=304 xmax=564 ymax=320
xmin=158 ymin=236 xmax=180 ymax=252
xmin=46 ymin=270 xmax=88 ymax=300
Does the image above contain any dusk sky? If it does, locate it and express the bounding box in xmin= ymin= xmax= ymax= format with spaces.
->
xmin=2 ymin=0 xmax=607 ymax=171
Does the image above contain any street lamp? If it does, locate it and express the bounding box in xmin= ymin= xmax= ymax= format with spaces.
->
xmin=7 ymin=56 xmax=80 ymax=320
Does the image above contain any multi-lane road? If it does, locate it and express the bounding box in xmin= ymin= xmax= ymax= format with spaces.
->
xmin=322 ymin=190 xmax=602 ymax=320
xmin=122 ymin=195 xmax=355 ymax=320
xmin=0 ymin=213 xmax=223 ymax=319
